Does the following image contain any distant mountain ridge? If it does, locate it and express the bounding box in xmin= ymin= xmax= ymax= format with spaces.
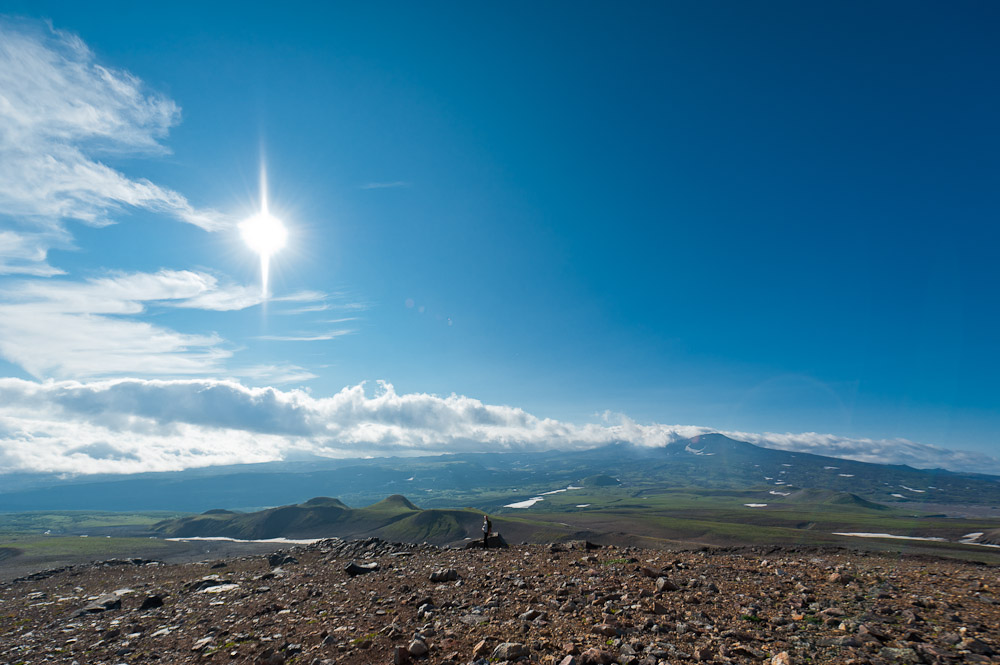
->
xmin=153 ymin=495 xmax=531 ymax=545
xmin=2 ymin=434 xmax=998 ymax=512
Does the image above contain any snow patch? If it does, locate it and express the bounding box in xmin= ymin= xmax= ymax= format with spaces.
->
xmin=769 ymin=490 xmax=791 ymax=496
xmin=576 ymin=504 xmax=591 ymax=508
xmin=838 ymin=474 xmax=854 ymax=477
xmin=166 ymin=536 xmax=323 ymax=545
xmin=744 ymin=503 xmax=768 ymax=508
xmin=833 ymin=532 xmax=946 ymax=542
xmin=900 ymin=485 xmax=926 ymax=493
xmin=505 ymin=497 xmax=544 ymax=509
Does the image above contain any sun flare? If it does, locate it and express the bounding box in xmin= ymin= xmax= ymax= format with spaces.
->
xmin=241 ymin=167 xmax=288 ymax=298
xmin=241 ymin=210 xmax=287 ymax=258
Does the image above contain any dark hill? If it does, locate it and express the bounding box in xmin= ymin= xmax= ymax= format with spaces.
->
xmin=301 ymin=497 xmax=349 ymax=508
xmin=582 ymin=474 xmax=620 ymax=487
xmin=152 ymin=495 xmax=519 ymax=545
xmin=367 ymin=494 xmax=420 ymax=511
xmin=784 ymin=488 xmax=889 ymax=511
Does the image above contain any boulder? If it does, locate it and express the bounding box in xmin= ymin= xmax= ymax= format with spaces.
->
xmin=76 ymin=593 xmax=121 ymax=615
xmin=408 ymin=638 xmax=429 ymax=657
xmin=344 ymin=561 xmax=379 ymax=577
xmin=429 ymin=568 xmax=459 ymax=582
xmin=578 ymin=648 xmax=613 ymax=665
xmin=492 ymin=642 xmax=530 ymax=660
xmin=655 ymin=577 xmax=680 ymax=592
xmin=139 ymin=594 xmax=164 ymax=610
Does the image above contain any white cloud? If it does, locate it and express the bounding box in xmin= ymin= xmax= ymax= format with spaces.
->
xmin=231 ymin=364 xmax=320 ymax=385
xmin=0 ymin=269 xmax=275 ymax=378
xmin=0 ymin=377 xmax=996 ymax=476
xmin=0 ymin=228 xmax=70 ymax=276
xmin=0 ymin=18 xmax=229 ymax=275
xmin=256 ymin=330 xmax=355 ymax=342
xmin=725 ymin=430 xmax=999 ymax=476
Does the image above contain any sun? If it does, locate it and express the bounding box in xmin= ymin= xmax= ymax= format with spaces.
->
xmin=241 ymin=206 xmax=287 ymax=297
xmin=241 ymin=210 xmax=287 ymax=257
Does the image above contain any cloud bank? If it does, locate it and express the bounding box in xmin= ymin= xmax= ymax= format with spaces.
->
xmin=1 ymin=377 xmax=996 ymax=476
xmin=0 ymin=17 xmax=228 ymax=276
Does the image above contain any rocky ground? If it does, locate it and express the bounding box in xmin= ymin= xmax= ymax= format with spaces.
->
xmin=2 ymin=538 xmax=998 ymax=665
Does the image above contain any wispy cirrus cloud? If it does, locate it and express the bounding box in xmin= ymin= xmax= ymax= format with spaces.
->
xmin=0 ymin=17 xmax=229 ymax=276
xmin=0 ymin=269 xmax=323 ymax=378
xmin=0 ymin=377 xmax=996 ymax=476
xmin=256 ymin=330 xmax=355 ymax=342
xmin=359 ymin=181 xmax=410 ymax=190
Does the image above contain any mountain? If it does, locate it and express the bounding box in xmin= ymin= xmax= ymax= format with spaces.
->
xmin=2 ymin=434 xmax=998 ymax=512
xmin=152 ymin=495 xmax=539 ymax=546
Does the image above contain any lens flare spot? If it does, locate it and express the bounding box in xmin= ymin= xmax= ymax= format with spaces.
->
xmin=240 ymin=211 xmax=287 ymax=297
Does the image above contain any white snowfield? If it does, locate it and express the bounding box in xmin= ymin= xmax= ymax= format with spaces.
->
xmin=833 ymin=532 xmax=946 ymax=542
xmin=506 ymin=485 xmax=583 ymax=508
xmin=165 ymin=537 xmax=323 ymax=544
xmin=504 ymin=497 xmax=544 ymax=509
xmin=833 ymin=532 xmax=1000 ymax=548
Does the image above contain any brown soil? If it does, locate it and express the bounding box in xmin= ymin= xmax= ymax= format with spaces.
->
xmin=2 ymin=538 xmax=998 ymax=665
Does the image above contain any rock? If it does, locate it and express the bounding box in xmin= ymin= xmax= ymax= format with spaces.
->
xmin=186 ymin=576 xmax=225 ymax=592
xmin=520 ymin=608 xmax=544 ymax=621
xmin=485 ymin=533 xmax=510 ymax=549
xmin=770 ymin=652 xmax=792 ymax=665
xmin=879 ymin=647 xmax=919 ymax=662
xmin=651 ymin=601 xmax=669 ymax=615
xmin=268 ymin=553 xmax=298 ymax=566
xmin=655 ymin=577 xmax=679 ymax=592
xmin=916 ymin=644 xmax=953 ymax=661
xmin=408 ymin=638 xmax=429 ymax=657
xmin=858 ymin=623 xmax=889 ymax=642
xmin=429 ymin=568 xmax=459 ymax=582
xmin=76 ymin=593 xmax=121 ymax=615
xmin=959 ymin=637 xmax=994 ymax=655
xmin=722 ymin=644 xmax=766 ymax=659
xmin=578 ymin=648 xmax=613 ymax=665
xmin=590 ymin=623 xmax=618 ymax=637
xmin=344 ymin=560 xmax=379 ymax=577
xmin=393 ymin=646 xmax=411 ymax=665
xmin=472 ymin=639 xmax=491 ymax=659
xmin=191 ymin=636 xmax=214 ymax=651
xmin=492 ymin=642 xmax=530 ymax=660
xmin=258 ymin=649 xmax=285 ymax=665
xmin=138 ymin=594 xmax=164 ymax=610
xmin=558 ymin=656 xmax=577 ymax=665
xmin=693 ymin=646 xmax=714 ymax=661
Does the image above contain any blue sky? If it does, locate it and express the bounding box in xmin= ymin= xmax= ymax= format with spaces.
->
xmin=0 ymin=2 xmax=997 ymax=475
